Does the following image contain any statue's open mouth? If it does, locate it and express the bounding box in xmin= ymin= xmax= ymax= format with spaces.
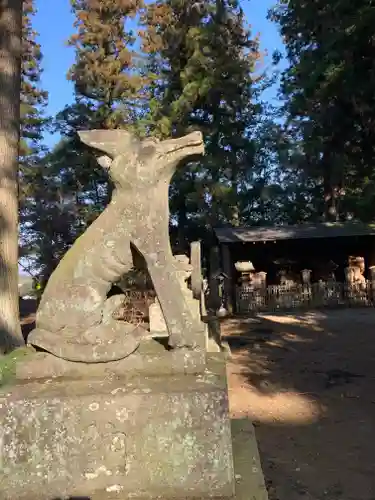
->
xmin=160 ymin=131 xmax=205 ymax=159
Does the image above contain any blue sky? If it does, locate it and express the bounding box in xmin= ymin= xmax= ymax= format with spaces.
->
xmin=34 ymin=0 xmax=284 ymax=146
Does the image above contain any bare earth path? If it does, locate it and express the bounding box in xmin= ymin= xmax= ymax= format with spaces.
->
xmin=223 ymin=309 xmax=375 ymax=500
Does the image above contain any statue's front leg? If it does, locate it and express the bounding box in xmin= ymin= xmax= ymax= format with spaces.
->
xmin=142 ymin=249 xmax=205 ymax=350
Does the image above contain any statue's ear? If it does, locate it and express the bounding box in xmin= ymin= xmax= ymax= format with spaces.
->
xmin=78 ymin=129 xmax=137 ymax=158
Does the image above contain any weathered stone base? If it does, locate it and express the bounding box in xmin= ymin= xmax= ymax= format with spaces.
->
xmin=0 ymin=357 xmax=235 ymax=500
xmin=49 ymin=418 xmax=270 ymax=500
xmin=39 ymin=419 xmax=269 ymax=500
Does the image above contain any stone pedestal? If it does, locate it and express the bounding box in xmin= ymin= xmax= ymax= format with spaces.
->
xmin=0 ymin=356 xmax=235 ymax=500
xmin=15 ymin=346 xmax=207 ymax=380
xmin=221 ymin=244 xmax=233 ymax=313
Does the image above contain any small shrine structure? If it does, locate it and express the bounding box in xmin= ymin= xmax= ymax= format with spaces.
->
xmin=214 ymin=222 xmax=375 ymax=313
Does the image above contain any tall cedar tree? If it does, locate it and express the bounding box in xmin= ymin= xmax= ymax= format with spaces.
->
xmin=18 ymin=0 xmax=52 ymax=283
xmin=19 ymin=0 xmax=48 ymax=164
xmin=68 ymin=0 xmax=144 ymax=129
xmin=141 ymin=0 xmax=262 ymax=248
xmin=50 ymin=0 xmax=146 ymax=250
xmin=0 ymin=0 xmax=24 ymax=351
xmin=271 ymin=0 xmax=375 ymax=222
xmin=39 ymin=0 xmax=146 ymax=285
xmin=21 ymin=141 xmax=89 ymax=289
xmin=140 ymin=0 xmax=211 ymax=248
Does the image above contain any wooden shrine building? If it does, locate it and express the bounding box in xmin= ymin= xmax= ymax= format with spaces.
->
xmin=213 ymin=222 xmax=375 ymax=313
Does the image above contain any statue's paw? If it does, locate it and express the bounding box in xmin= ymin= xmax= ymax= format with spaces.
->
xmin=33 ymin=324 xmax=146 ymax=362
xmin=82 ymin=328 xmax=111 ymax=345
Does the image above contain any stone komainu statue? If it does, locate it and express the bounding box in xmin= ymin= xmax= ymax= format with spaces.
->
xmin=28 ymin=130 xmax=206 ymax=363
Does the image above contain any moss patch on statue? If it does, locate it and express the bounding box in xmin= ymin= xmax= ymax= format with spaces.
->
xmin=0 ymin=346 xmax=34 ymax=387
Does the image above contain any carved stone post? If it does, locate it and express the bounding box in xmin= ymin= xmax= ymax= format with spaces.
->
xmin=257 ymin=271 xmax=267 ymax=288
xmin=190 ymin=241 xmax=202 ymax=301
xmin=221 ymin=244 xmax=233 ymax=313
xmin=301 ymin=269 xmax=311 ymax=285
xmin=208 ymin=246 xmax=222 ymax=311
xmin=344 ymin=266 xmax=353 ymax=303
xmin=369 ymin=266 xmax=375 ymax=303
xmin=190 ymin=241 xmax=207 ymax=316
xmin=301 ymin=269 xmax=311 ymax=305
xmin=368 ymin=239 xmax=375 ymax=268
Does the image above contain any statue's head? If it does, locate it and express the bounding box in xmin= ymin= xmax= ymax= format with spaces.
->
xmin=78 ymin=129 xmax=204 ymax=190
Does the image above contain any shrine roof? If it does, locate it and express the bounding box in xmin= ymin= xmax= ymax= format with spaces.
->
xmin=214 ymin=222 xmax=375 ymax=244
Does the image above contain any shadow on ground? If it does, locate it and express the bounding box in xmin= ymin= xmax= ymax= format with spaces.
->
xmin=52 ymin=497 xmax=91 ymax=500
xmin=222 ymin=309 xmax=375 ymax=500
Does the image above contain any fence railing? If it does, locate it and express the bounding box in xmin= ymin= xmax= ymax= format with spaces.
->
xmin=236 ymin=281 xmax=375 ymax=314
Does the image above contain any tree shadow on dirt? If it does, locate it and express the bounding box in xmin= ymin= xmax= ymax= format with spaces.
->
xmin=52 ymin=497 xmax=91 ymax=500
xmin=223 ymin=309 xmax=375 ymax=500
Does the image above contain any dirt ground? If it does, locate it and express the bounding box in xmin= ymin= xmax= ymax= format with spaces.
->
xmin=20 ymin=301 xmax=375 ymax=499
xmin=223 ymin=309 xmax=375 ymax=500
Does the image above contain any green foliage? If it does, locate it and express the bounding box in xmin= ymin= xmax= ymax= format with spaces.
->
xmin=20 ymin=137 xmax=107 ymax=285
xmin=271 ymin=0 xmax=375 ymax=222
xmin=19 ymin=0 xmax=49 ymax=161
xmin=19 ymin=0 xmax=52 ymax=283
xmin=140 ymin=0 xmax=270 ymax=248
xmin=0 ymin=347 xmax=33 ymax=387
xmin=53 ymin=0 xmax=146 ymax=206
xmin=27 ymin=0 xmax=368 ymax=281
xmin=68 ymin=0 xmax=145 ymax=129
xmin=24 ymin=0 xmax=148 ymax=285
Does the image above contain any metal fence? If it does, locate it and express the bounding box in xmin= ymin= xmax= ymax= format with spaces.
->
xmin=236 ymin=281 xmax=375 ymax=314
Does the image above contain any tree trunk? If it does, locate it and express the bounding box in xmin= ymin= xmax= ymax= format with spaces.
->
xmin=0 ymin=0 xmax=24 ymax=352
xmin=323 ymin=175 xmax=338 ymax=222
xmin=230 ymin=168 xmax=240 ymax=227
xmin=322 ymin=151 xmax=339 ymax=222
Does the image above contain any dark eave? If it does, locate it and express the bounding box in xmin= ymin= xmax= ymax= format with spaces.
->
xmin=214 ymin=222 xmax=375 ymax=244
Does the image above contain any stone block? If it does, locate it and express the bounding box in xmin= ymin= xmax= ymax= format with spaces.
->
xmin=0 ymin=363 xmax=235 ymax=500
xmin=231 ymin=419 xmax=269 ymax=500
xmin=16 ymin=347 xmax=206 ymax=381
